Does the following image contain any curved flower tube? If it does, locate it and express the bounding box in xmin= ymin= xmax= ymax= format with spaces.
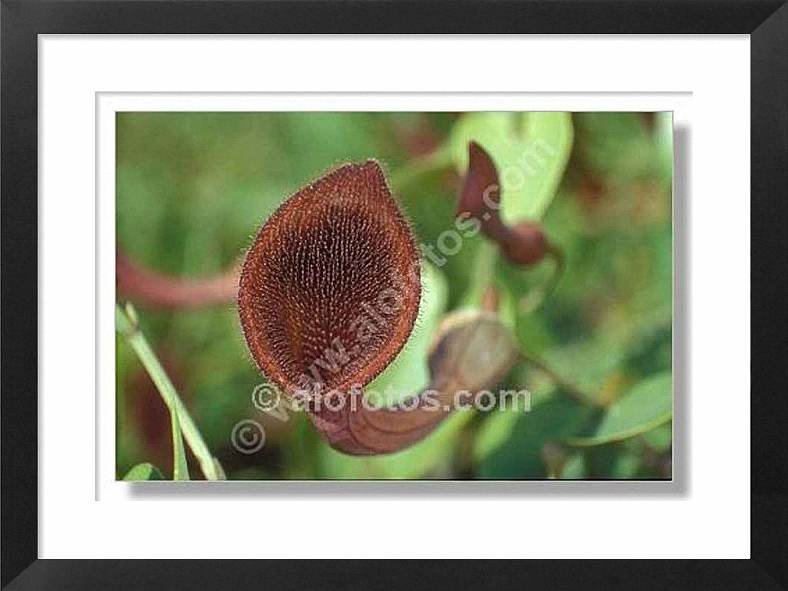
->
xmin=238 ymin=161 xmax=517 ymax=455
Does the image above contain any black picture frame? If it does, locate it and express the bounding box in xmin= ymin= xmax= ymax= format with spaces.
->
xmin=2 ymin=1 xmax=786 ymax=588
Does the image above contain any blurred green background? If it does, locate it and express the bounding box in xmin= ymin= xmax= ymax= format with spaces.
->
xmin=116 ymin=111 xmax=673 ymax=480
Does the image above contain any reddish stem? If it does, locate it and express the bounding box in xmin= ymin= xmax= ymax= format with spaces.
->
xmin=116 ymin=250 xmax=239 ymax=309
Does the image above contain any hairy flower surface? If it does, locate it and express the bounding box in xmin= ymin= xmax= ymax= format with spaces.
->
xmin=238 ymin=161 xmax=421 ymax=399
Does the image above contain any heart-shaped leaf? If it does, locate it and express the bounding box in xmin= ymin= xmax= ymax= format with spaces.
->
xmin=566 ymin=372 xmax=672 ymax=447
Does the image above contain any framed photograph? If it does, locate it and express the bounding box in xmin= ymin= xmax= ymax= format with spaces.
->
xmin=2 ymin=0 xmax=786 ymax=588
xmin=111 ymin=107 xmax=673 ymax=481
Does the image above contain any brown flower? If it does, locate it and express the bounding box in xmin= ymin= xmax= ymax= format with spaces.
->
xmin=457 ymin=141 xmax=508 ymax=242
xmin=458 ymin=141 xmax=551 ymax=267
xmin=501 ymin=221 xmax=548 ymax=266
xmin=238 ymin=161 xmax=421 ymax=399
xmin=239 ymin=160 xmax=519 ymax=456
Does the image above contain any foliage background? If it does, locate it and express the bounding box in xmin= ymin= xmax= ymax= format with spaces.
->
xmin=116 ymin=111 xmax=673 ymax=480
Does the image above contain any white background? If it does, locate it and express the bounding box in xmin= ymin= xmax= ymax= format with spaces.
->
xmin=40 ymin=36 xmax=750 ymax=558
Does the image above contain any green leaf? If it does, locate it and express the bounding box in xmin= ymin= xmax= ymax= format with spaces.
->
xmin=472 ymin=392 xmax=531 ymax=462
xmin=478 ymin=396 xmax=591 ymax=478
xmin=449 ymin=112 xmax=573 ymax=223
xmin=585 ymin=445 xmax=643 ymax=479
xmin=566 ymin=372 xmax=672 ymax=447
xmin=642 ymin=421 xmax=673 ymax=452
xmin=123 ymin=463 xmax=164 ymax=481
xmin=539 ymin=336 xmax=630 ymax=405
xmin=472 ymin=410 xmax=520 ymax=464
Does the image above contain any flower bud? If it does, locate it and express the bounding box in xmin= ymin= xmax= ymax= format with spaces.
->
xmin=457 ymin=141 xmax=509 ymax=242
xmin=501 ymin=221 xmax=548 ymax=266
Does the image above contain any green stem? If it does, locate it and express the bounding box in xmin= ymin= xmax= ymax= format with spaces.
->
xmin=460 ymin=240 xmax=499 ymax=307
xmin=518 ymin=242 xmax=566 ymax=315
xmin=171 ymin=411 xmax=190 ymax=481
xmin=116 ymin=303 xmax=222 ymax=480
xmin=518 ymin=349 xmax=598 ymax=407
